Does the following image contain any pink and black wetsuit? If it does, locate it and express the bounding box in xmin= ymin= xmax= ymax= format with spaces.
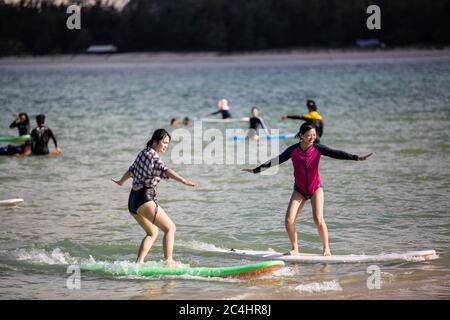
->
xmin=253 ymin=143 xmax=358 ymax=199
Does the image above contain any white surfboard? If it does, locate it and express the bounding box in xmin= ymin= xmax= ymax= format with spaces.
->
xmin=0 ymin=198 xmax=24 ymax=206
xmin=227 ymin=248 xmax=438 ymax=264
xmin=233 ymin=133 xmax=296 ymax=141
xmin=201 ymin=117 xmax=250 ymax=123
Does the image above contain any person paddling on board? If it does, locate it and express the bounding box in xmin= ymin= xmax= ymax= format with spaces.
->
xmin=248 ymin=106 xmax=268 ymax=140
xmin=9 ymin=112 xmax=30 ymax=136
xmin=0 ymin=142 xmax=31 ymax=157
xmin=282 ymin=99 xmax=324 ymax=142
xmin=242 ymin=123 xmax=372 ymax=256
xmin=209 ymin=98 xmax=232 ymax=119
xmin=112 ymin=129 xmax=197 ymax=267
xmin=30 ymin=114 xmax=61 ymax=155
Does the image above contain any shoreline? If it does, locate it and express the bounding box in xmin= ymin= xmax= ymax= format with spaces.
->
xmin=1 ymin=48 xmax=450 ymax=65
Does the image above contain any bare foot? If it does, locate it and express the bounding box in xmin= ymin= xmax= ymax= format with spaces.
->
xmin=283 ymin=249 xmax=299 ymax=256
xmin=323 ymin=248 xmax=331 ymax=256
xmin=165 ymin=259 xmax=181 ymax=267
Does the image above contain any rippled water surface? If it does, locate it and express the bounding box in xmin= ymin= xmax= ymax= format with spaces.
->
xmin=1 ymin=54 xmax=449 ymax=299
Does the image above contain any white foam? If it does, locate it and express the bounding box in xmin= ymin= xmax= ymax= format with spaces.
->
xmin=179 ymin=240 xmax=229 ymax=253
xmin=8 ymin=248 xmax=77 ymax=265
xmin=116 ymin=273 xmax=242 ymax=283
xmin=271 ymin=267 xmax=296 ymax=277
xmin=293 ymin=280 xmax=343 ymax=293
xmin=224 ymin=293 xmax=250 ymax=300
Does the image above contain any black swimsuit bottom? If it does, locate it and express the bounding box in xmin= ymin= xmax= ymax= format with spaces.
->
xmin=128 ymin=187 xmax=159 ymax=223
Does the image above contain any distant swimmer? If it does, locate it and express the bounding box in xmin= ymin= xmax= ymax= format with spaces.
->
xmin=170 ymin=118 xmax=179 ymax=129
xmin=30 ymin=114 xmax=60 ymax=155
xmin=242 ymin=122 xmax=372 ymax=256
xmin=9 ymin=112 xmax=30 ymax=136
xmin=248 ymin=106 xmax=268 ymax=140
xmin=282 ymin=99 xmax=324 ymax=141
xmin=182 ymin=117 xmax=190 ymax=126
xmin=209 ymin=98 xmax=232 ymax=119
xmin=112 ymin=129 xmax=197 ymax=267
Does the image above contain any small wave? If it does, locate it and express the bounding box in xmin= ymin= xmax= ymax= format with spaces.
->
xmin=4 ymin=248 xmax=78 ymax=265
xmin=293 ymin=280 xmax=343 ymax=293
xmin=179 ymin=240 xmax=229 ymax=253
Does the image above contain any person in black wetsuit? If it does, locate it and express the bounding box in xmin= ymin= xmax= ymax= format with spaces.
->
xmin=9 ymin=113 xmax=30 ymax=136
xmin=248 ymin=106 xmax=268 ymax=140
xmin=30 ymin=114 xmax=60 ymax=155
xmin=282 ymin=99 xmax=324 ymax=141
xmin=209 ymin=98 xmax=231 ymax=119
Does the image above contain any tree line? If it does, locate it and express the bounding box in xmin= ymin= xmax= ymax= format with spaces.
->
xmin=0 ymin=0 xmax=449 ymax=55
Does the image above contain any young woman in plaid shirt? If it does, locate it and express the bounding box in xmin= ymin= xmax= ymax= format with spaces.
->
xmin=113 ymin=129 xmax=196 ymax=266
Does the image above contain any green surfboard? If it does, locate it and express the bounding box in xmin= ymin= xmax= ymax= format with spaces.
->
xmin=0 ymin=134 xmax=31 ymax=143
xmin=81 ymin=260 xmax=285 ymax=278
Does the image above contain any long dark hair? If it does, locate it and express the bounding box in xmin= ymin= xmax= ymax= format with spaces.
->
xmin=19 ymin=112 xmax=29 ymax=125
xmin=146 ymin=129 xmax=171 ymax=148
xmin=295 ymin=123 xmax=316 ymax=140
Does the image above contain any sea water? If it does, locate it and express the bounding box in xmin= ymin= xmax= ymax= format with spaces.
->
xmin=0 ymin=54 xmax=449 ymax=299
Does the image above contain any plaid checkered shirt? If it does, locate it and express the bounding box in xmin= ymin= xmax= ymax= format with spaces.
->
xmin=129 ymin=147 xmax=169 ymax=190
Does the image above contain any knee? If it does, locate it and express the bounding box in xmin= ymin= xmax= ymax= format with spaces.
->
xmin=147 ymin=228 xmax=159 ymax=238
xmin=314 ymin=217 xmax=326 ymax=228
xmin=165 ymin=222 xmax=176 ymax=234
xmin=285 ymin=217 xmax=296 ymax=226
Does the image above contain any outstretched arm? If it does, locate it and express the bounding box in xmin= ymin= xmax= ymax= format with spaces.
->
xmin=166 ymin=168 xmax=196 ymax=187
xmin=112 ymin=170 xmax=131 ymax=186
xmin=315 ymin=144 xmax=372 ymax=161
xmin=242 ymin=144 xmax=296 ymax=173
xmin=281 ymin=115 xmax=305 ymax=120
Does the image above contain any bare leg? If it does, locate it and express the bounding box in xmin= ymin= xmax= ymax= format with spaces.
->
xmin=284 ymin=191 xmax=307 ymax=255
xmin=132 ymin=213 xmax=159 ymax=263
xmin=137 ymin=201 xmax=177 ymax=266
xmin=311 ymin=188 xmax=331 ymax=256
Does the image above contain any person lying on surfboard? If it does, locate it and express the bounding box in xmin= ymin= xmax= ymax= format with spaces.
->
xmin=112 ymin=129 xmax=197 ymax=267
xmin=0 ymin=142 xmax=31 ymax=157
xmin=209 ymin=98 xmax=232 ymax=119
xmin=242 ymin=122 xmax=372 ymax=256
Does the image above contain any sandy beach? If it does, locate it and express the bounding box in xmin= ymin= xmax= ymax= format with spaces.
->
xmin=1 ymin=48 xmax=449 ymax=65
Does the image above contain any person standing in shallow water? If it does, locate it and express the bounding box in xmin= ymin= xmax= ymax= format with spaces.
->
xmin=30 ymin=114 xmax=60 ymax=155
xmin=242 ymin=123 xmax=372 ymax=256
xmin=282 ymin=99 xmax=324 ymax=142
xmin=112 ymin=129 xmax=197 ymax=266
xmin=209 ymin=98 xmax=232 ymax=119
xmin=9 ymin=112 xmax=30 ymax=136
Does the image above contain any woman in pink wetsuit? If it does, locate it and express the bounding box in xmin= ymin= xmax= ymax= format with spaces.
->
xmin=243 ymin=123 xmax=372 ymax=256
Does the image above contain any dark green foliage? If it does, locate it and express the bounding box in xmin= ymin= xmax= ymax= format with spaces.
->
xmin=0 ymin=0 xmax=449 ymax=55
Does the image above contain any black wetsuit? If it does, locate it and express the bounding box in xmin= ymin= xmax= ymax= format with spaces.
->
xmin=9 ymin=120 xmax=30 ymax=136
xmin=210 ymin=109 xmax=231 ymax=119
xmin=30 ymin=126 xmax=57 ymax=155
xmin=249 ymin=116 xmax=267 ymax=131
